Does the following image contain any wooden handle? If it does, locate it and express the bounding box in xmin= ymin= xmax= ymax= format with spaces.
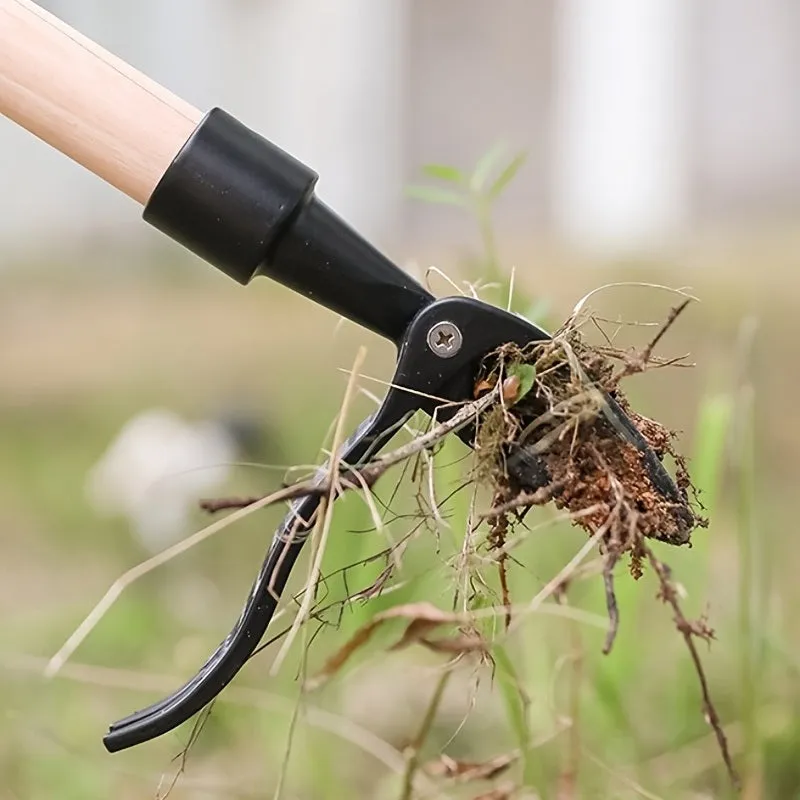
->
xmin=0 ymin=0 xmax=203 ymax=205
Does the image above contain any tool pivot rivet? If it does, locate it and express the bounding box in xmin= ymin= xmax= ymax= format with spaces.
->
xmin=426 ymin=321 xmax=463 ymax=358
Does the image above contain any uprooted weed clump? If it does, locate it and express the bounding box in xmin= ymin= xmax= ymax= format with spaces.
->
xmin=472 ymin=300 xmax=708 ymax=589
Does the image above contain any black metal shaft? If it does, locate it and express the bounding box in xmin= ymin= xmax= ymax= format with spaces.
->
xmin=143 ymin=108 xmax=433 ymax=344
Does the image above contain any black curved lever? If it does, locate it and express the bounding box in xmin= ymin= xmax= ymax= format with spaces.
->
xmin=104 ymin=390 xmax=418 ymax=752
xmin=103 ymin=296 xmax=555 ymax=752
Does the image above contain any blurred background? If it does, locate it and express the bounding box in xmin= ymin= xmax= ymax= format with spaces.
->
xmin=1 ymin=1 xmax=799 ymax=798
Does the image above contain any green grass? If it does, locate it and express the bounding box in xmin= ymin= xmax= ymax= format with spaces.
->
xmin=1 ymin=225 xmax=798 ymax=799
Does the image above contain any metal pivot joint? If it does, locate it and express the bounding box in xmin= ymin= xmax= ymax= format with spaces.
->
xmin=426 ymin=321 xmax=463 ymax=358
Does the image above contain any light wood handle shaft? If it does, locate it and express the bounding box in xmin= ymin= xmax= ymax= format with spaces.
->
xmin=0 ymin=0 xmax=203 ymax=205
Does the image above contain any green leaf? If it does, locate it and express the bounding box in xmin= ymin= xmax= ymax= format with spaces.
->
xmin=507 ymin=363 xmax=536 ymax=403
xmin=492 ymin=644 xmax=535 ymax=785
xmin=691 ymin=391 xmax=735 ymax=516
xmin=489 ymin=151 xmax=528 ymax=200
xmin=405 ymin=185 xmax=465 ymax=206
xmin=493 ymin=645 xmax=529 ymax=747
xmin=421 ymin=163 xmax=465 ymax=184
xmin=469 ymin=142 xmax=508 ymax=193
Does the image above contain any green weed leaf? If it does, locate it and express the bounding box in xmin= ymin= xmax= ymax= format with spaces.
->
xmin=489 ymin=152 xmax=528 ymax=200
xmin=692 ymin=392 xmax=735 ymax=516
xmin=406 ymin=185 xmax=465 ymax=207
xmin=493 ymin=644 xmax=535 ymax=784
xmin=507 ymin=363 xmax=536 ymax=403
xmin=421 ymin=163 xmax=465 ymax=184
xmin=470 ymin=142 xmax=508 ymax=193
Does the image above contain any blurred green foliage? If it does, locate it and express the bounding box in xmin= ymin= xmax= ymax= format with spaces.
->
xmin=0 ymin=148 xmax=796 ymax=800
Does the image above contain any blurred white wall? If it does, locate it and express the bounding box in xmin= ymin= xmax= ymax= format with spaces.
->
xmin=1 ymin=0 xmax=800 ymax=265
xmin=0 ymin=0 xmax=407 ymax=261
xmin=402 ymin=0 xmax=555 ymax=250
xmin=219 ymin=0 xmax=407 ymax=250
xmin=551 ymin=0 xmax=689 ymax=253
xmin=0 ymin=0 xmax=222 ymax=257
xmin=691 ymin=0 xmax=800 ymax=222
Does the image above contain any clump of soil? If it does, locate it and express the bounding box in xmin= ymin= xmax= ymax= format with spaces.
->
xmin=473 ymin=321 xmax=707 ymax=557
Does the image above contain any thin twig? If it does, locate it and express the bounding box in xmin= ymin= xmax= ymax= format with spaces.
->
xmin=601 ymin=551 xmax=620 ymax=655
xmin=201 ymin=390 xmax=497 ymax=514
xmin=510 ymin=512 xmax=611 ymax=635
xmin=645 ymin=545 xmax=740 ymax=791
xmin=611 ymin=299 xmax=692 ymax=386
xmin=561 ymin=282 xmax=698 ymax=333
xmin=641 ymin=299 xmax=692 ymax=364
xmin=157 ymin=703 xmax=215 ymax=799
xmin=200 ymin=496 xmax=264 ymax=513
xmin=270 ymin=346 xmax=366 ymax=678
xmin=480 ymin=483 xmax=564 ymax=520
xmin=272 ymin=670 xmax=305 ymax=799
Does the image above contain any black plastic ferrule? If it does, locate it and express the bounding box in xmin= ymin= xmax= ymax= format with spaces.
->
xmin=144 ymin=108 xmax=317 ymax=286
xmin=144 ymin=107 xmax=433 ymax=344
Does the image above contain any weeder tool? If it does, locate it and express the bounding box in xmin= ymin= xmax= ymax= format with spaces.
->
xmin=0 ymin=0 xmax=689 ymax=752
